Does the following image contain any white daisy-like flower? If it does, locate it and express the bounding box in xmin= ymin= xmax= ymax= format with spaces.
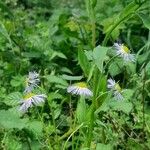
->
xmin=114 ymin=43 xmax=135 ymax=62
xmin=19 ymin=93 xmax=47 ymax=112
xmin=107 ymin=78 xmax=123 ymax=100
xmin=67 ymin=82 xmax=93 ymax=97
xmin=24 ymin=71 xmax=40 ymax=93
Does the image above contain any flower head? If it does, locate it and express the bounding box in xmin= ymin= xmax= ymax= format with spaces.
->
xmin=19 ymin=93 xmax=47 ymax=112
xmin=107 ymin=78 xmax=123 ymax=100
xmin=24 ymin=71 xmax=40 ymax=93
xmin=67 ymin=82 xmax=93 ymax=97
xmin=114 ymin=43 xmax=135 ymax=62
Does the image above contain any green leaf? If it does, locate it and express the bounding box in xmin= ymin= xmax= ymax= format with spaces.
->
xmin=78 ymin=49 xmax=91 ymax=77
xmin=119 ymin=2 xmax=139 ymax=19
xmin=3 ymin=134 xmax=22 ymax=150
xmin=138 ymin=13 xmax=150 ymax=30
xmin=26 ymin=121 xmax=43 ymax=136
xmin=10 ymin=76 xmax=25 ymax=87
xmin=22 ymin=52 xmax=41 ymax=58
xmin=51 ymin=51 xmax=67 ymax=59
xmin=76 ymin=97 xmax=88 ymax=124
xmin=92 ymin=45 xmax=108 ymax=72
xmin=109 ymin=101 xmax=133 ymax=114
xmin=0 ymin=109 xmax=28 ymax=129
xmin=96 ymin=143 xmax=113 ymax=150
xmin=48 ymin=92 xmax=63 ymax=100
xmin=45 ymin=75 xmax=68 ymax=86
xmin=146 ymin=62 xmax=150 ymax=77
xmin=108 ymin=59 xmax=123 ymax=76
xmin=54 ymin=108 xmax=61 ymax=119
xmin=5 ymin=92 xmax=22 ymax=106
xmin=61 ymin=74 xmax=83 ymax=81
xmin=0 ymin=22 xmax=12 ymax=46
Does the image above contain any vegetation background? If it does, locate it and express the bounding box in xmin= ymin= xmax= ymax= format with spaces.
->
xmin=0 ymin=0 xmax=150 ymax=149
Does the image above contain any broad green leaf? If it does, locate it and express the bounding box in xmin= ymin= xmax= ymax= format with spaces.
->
xmin=92 ymin=45 xmax=108 ymax=72
xmin=108 ymin=59 xmax=123 ymax=76
xmin=138 ymin=13 xmax=150 ymax=30
xmin=109 ymin=101 xmax=133 ymax=114
xmin=76 ymin=97 xmax=88 ymax=124
xmin=85 ymin=45 xmax=108 ymax=72
xmin=0 ymin=109 xmax=28 ymax=129
xmin=26 ymin=121 xmax=43 ymax=136
xmin=10 ymin=76 xmax=25 ymax=87
xmin=5 ymin=92 xmax=22 ymax=106
xmin=78 ymin=49 xmax=91 ymax=77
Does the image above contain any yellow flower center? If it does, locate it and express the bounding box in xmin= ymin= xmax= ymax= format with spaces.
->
xmin=122 ymin=45 xmax=130 ymax=53
xmin=75 ymin=82 xmax=87 ymax=88
xmin=24 ymin=93 xmax=35 ymax=100
xmin=115 ymin=83 xmax=122 ymax=92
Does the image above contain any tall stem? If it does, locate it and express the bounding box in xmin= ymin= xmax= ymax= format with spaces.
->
xmin=142 ymin=68 xmax=146 ymax=141
xmin=85 ymin=0 xmax=97 ymax=147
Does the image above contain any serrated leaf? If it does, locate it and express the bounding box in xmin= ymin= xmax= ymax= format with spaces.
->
xmin=109 ymin=101 xmax=133 ymax=114
xmin=10 ymin=76 xmax=25 ymax=87
xmin=0 ymin=109 xmax=28 ymax=129
xmin=45 ymin=75 xmax=68 ymax=86
xmin=5 ymin=92 xmax=22 ymax=106
xmin=48 ymin=92 xmax=63 ymax=100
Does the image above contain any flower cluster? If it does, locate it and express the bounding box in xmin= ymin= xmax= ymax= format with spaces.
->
xmin=67 ymin=43 xmax=133 ymax=100
xmin=19 ymin=71 xmax=46 ymax=113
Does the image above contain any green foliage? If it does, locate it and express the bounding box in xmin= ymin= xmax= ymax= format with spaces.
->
xmin=0 ymin=0 xmax=150 ymax=149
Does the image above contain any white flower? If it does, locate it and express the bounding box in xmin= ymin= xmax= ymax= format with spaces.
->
xmin=67 ymin=82 xmax=93 ymax=97
xmin=24 ymin=71 xmax=40 ymax=93
xmin=114 ymin=43 xmax=135 ymax=62
xmin=107 ymin=78 xmax=123 ymax=100
xmin=19 ymin=93 xmax=47 ymax=112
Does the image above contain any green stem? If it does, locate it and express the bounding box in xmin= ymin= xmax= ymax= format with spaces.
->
xmin=85 ymin=0 xmax=97 ymax=147
xmin=91 ymin=17 xmax=96 ymax=48
xmin=102 ymin=2 xmax=143 ymax=46
xmin=86 ymin=68 xmax=98 ymax=147
xmin=62 ymin=123 xmax=84 ymax=150
xmin=102 ymin=14 xmax=133 ymax=46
